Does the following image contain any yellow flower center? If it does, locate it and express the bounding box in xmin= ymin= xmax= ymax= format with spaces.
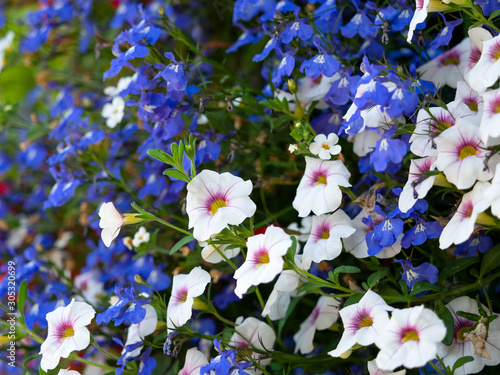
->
xmin=316 ymin=174 xmax=327 ymax=185
xmin=456 ymin=326 xmax=472 ymax=342
xmin=359 ymin=316 xmax=373 ymax=328
xmin=464 ymin=99 xmax=478 ymax=112
xmin=320 ymin=229 xmax=330 ymax=240
xmin=401 ymin=330 xmax=419 ymax=343
xmin=321 ymin=144 xmax=330 ymax=150
xmin=257 ymin=252 xmax=270 ymax=266
xmin=441 ymin=56 xmax=459 ymax=66
xmin=61 ymin=326 xmax=75 ymax=341
xmin=459 ymin=145 xmax=478 ymax=160
xmin=495 ymin=102 xmax=500 ymax=114
xmin=209 ymin=199 xmax=227 ymax=215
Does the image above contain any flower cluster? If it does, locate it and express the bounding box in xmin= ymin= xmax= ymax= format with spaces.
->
xmin=1 ymin=1 xmax=500 ymax=375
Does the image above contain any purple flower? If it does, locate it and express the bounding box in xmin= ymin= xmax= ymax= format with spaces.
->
xmin=430 ymin=17 xmax=462 ymax=50
xmin=281 ymin=8 xmax=314 ymax=44
xmin=401 ymin=218 xmax=442 ymax=248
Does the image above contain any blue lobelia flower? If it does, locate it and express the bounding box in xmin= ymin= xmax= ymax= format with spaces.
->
xmin=300 ymin=36 xmax=339 ymax=78
xmin=369 ymin=126 xmax=407 ymax=173
xmin=395 ymin=258 xmax=439 ymax=290
xmin=401 ymin=217 xmax=442 ymax=248
xmin=325 ymin=69 xmax=360 ymax=105
xmin=430 ymin=17 xmax=462 ymax=50
xmin=340 ymin=10 xmax=378 ymax=39
xmin=272 ymin=47 xmax=296 ymax=84
xmin=281 ymin=8 xmax=314 ymax=44
xmin=454 ymin=234 xmax=493 ymax=257
xmin=364 ymin=205 xmax=404 ymax=256
xmin=154 ymin=52 xmax=188 ymax=92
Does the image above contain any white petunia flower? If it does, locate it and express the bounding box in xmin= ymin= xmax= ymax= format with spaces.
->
xmin=375 ymin=305 xmax=446 ymax=370
xmin=433 ymin=119 xmax=492 ymax=189
xmin=479 ymin=87 xmax=500 ymax=146
xmin=74 ymin=270 xmax=104 ymax=305
xmin=230 ymin=317 xmax=276 ymax=365
xmin=329 ymin=290 xmax=392 ymax=358
xmin=98 ymin=202 xmax=142 ymax=247
xmin=186 ymin=170 xmax=257 ymax=241
xmin=132 ymin=226 xmax=150 ymax=248
xmin=39 ymin=299 xmax=96 ymax=371
xmin=485 ymin=163 xmax=500 ymax=219
xmin=294 ymin=296 xmax=340 ymax=354
xmin=309 ymin=133 xmax=342 ymax=160
xmin=302 ymin=210 xmax=355 ymax=269
xmin=367 ymin=360 xmax=406 ymax=375
xmin=437 ymin=296 xmax=500 ymax=375
xmin=465 ymin=27 xmax=493 ymax=85
xmin=407 ymin=0 xmax=449 ymax=43
xmin=233 ymin=226 xmax=292 ymax=298
xmin=123 ymin=304 xmax=158 ymax=358
xmin=398 ymin=156 xmax=437 ymax=213
xmin=439 ymin=181 xmax=491 ymax=249
xmin=467 ymin=32 xmax=500 ymax=93
xmin=101 ymin=96 xmax=125 ymax=128
xmin=417 ymin=37 xmax=470 ymax=88
xmin=200 ymin=239 xmax=240 ymax=264
xmin=166 ymin=267 xmax=211 ymax=332
xmin=292 ymin=156 xmax=351 ymax=217
xmin=287 ymin=216 xmax=313 ymax=242
xmin=454 ymin=80 xmax=483 ymax=115
xmin=179 ymin=347 xmax=209 ymax=375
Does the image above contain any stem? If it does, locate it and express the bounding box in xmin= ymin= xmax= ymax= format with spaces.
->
xmin=428 ymin=360 xmax=447 ymax=375
xmin=91 ymin=335 xmax=120 ymax=360
xmin=67 ymin=353 xmax=117 ymax=371
xmin=153 ymin=216 xmax=193 ymax=237
xmin=254 ymin=287 xmax=266 ymax=310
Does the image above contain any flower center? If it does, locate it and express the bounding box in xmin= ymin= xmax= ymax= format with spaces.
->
xmin=359 ymin=316 xmax=373 ymax=328
xmin=459 ymin=145 xmax=478 ymax=159
xmin=320 ymin=229 xmax=330 ymax=240
xmin=209 ymin=199 xmax=227 ymax=215
xmin=322 ymin=144 xmax=330 ymax=150
xmin=442 ymin=56 xmax=459 ymax=66
xmin=463 ymin=98 xmax=478 ymax=112
xmin=61 ymin=326 xmax=75 ymax=341
xmin=456 ymin=325 xmax=473 ymax=342
xmin=316 ymin=174 xmax=327 ymax=185
xmin=401 ymin=330 xmax=419 ymax=343
xmin=257 ymin=252 xmax=270 ymax=266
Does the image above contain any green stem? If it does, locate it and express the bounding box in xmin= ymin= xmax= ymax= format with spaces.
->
xmin=428 ymin=359 xmax=447 ymax=375
xmin=91 ymin=335 xmax=120 ymax=360
xmin=255 ymin=287 xmax=266 ymax=310
xmin=67 ymin=353 xmax=116 ymax=371
xmin=153 ymin=216 xmax=193 ymax=237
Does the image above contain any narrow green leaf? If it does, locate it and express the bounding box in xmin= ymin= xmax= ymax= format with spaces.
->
xmin=297 ymin=281 xmax=324 ymax=294
xmin=409 ymin=281 xmax=444 ymax=297
xmin=480 ymin=244 xmax=500 ymax=277
xmin=170 ymin=236 xmax=195 ymax=255
xmin=23 ymin=353 xmax=41 ymax=368
xmin=367 ymin=268 xmax=389 ymax=288
xmin=456 ymin=311 xmax=481 ymax=322
xmin=147 ymin=149 xmax=175 ymax=165
xmin=334 ymin=266 xmax=361 ymax=277
xmin=438 ymin=257 xmax=479 ymax=282
xmin=343 ymin=293 xmax=363 ymax=307
xmin=163 ymin=169 xmax=191 ymax=183
xmin=452 ymin=356 xmax=474 ymax=373
xmin=435 ymin=300 xmax=454 ymax=346
xmin=286 ymin=236 xmax=297 ymax=262
xmin=17 ymin=280 xmax=27 ymax=319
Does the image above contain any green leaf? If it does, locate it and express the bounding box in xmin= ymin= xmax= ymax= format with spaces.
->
xmin=163 ymin=168 xmax=191 ymax=183
xmin=438 ymin=257 xmax=479 ymax=282
xmin=170 ymin=236 xmax=195 ymax=255
xmin=286 ymin=236 xmax=297 ymax=262
xmin=147 ymin=149 xmax=175 ymax=165
xmin=435 ymin=300 xmax=454 ymax=346
xmin=297 ymin=281 xmax=324 ymax=294
xmin=17 ymin=280 xmax=27 ymax=319
xmin=366 ymin=268 xmax=389 ymax=288
xmin=278 ymin=297 xmax=301 ymax=338
xmin=343 ymin=293 xmax=363 ymax=307
xmin=23 ymin=353 xmax=41 ymax=369
xmin=480 ymin=244 xmax=500 ymax=277
xmin=333 ymin=266 xmax=361 ymax=278
xmin=409 ymin=281 xmax=444 ymax=297
xmin=452 ymin=356 xmax=474 ymax=373
xmin=456 ymin=311 xmax=481 ymax=322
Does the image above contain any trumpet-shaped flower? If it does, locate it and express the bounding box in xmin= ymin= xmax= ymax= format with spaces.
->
xmin=230 ymin=317 xmax=276 ymax=364
xmin=328 ymin=290 xmax=392 ymax=358
xmin=233 ymin=225 xmax=292 ymax=298
xmin=262 ymin=267 xmax=303 ymax=320
xmin=375 ymin=305 xmax=446 ymax=370
xmin=40 ymin=299 xmax=96 ymax=371
xmin=200 ymin=240 xmax=240 ymax=264
xmin=433 ymin=120 xmax=492 ymax=189
xmin=186 ymin=170 xmax=257 ymax=241
xmin=398 ymin=156 xmax=437 ymax=213
xmin=98 ymin=202 xmax=143 ymax=247
xmin=417 ymin=38 xmax=470 ymax=88
xmin=407 ymin=0 xmax=449 ymax=43
xmin=479 ymin=87 xmax=500 ymax=146
xmin=179 ymin=347 xmax=209 ymax=375
xmin=485 ymin=163 xmax=500 ymax=219
xmin=309 ymin=133 xmax=342 ymax=160
xmin=302 ymin=210 xmax=355 ymax=269
xmin=437 ymin=296 xmax=500 ymax=375
xmin=294 ymin=296 xmax=340 ymax=354
xmin=468 ymin=33 xmax=500 ymax=93
xmin=439 ymin=182 xmax=491 ymax=249
xmin=367 ymin=360 xmax=406 ymax=375
xmin=292 ymin=156 xmax=351 ymax=217
xmin=123 ymin=304 xmax=158 ymax=358
xmin=166 ymin=267 xmax=211 ymax=332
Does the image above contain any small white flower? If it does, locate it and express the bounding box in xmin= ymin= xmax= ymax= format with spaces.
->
xmin=288 ymin=144 xmax=299 ymax=153
xmin=262 ymin=267 xmax=303 ymax=321
xmin=98 ymin=202 xmax=125 ymax=247
xmin=485 ymin=163 xmax=500 ymax=219
xmin=398 ymin=156 xmax=437 ymax=213
xmin=230 ymin=317 xmax=276 ymax=365
xmin=467 ymin=32 xmax=500 ymax=93
xmin=375 ymin=305 xmax=446 ymax=371
xmin=294 ymin=296 xmax=340 ymax=354
xmin=0 ymin=31 xmax=14 ymax=73
xmin=101 ymin=96 xmax=125 ymax=128
xmin=122 ymin=304 xmax=158 ymax=358
xmin=329 ymin=290 xmax=392 ymax=358
xmin=200 ymin=240 xmax=240 ymax=264
xmin=233 ymin=226 xmax=292 ymax=298
xmin=186 ymin=170 xmax=257 ymax=241
xmin=39 ymin=299 xmax=96 ymax=371
xmin=103 ymin=75 xmax=133 ymax=97
xmin=309 ymin=133 xmax=342 ymax=160
xmin=292 ymin=156 xmax=351 ymax=217
xmin=166 ymin=267 xmax=211 ymax=332
xmin=367 ymin=360 xmax=406 ymax=375
xmin=132 ymin=226 xmax=150 ymax=247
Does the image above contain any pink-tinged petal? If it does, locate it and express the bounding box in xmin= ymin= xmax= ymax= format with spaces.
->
xmin=179 ymin=348 xmax=209 ymax=375
xmin=468 ymin=34 xmax=500 ymax=93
